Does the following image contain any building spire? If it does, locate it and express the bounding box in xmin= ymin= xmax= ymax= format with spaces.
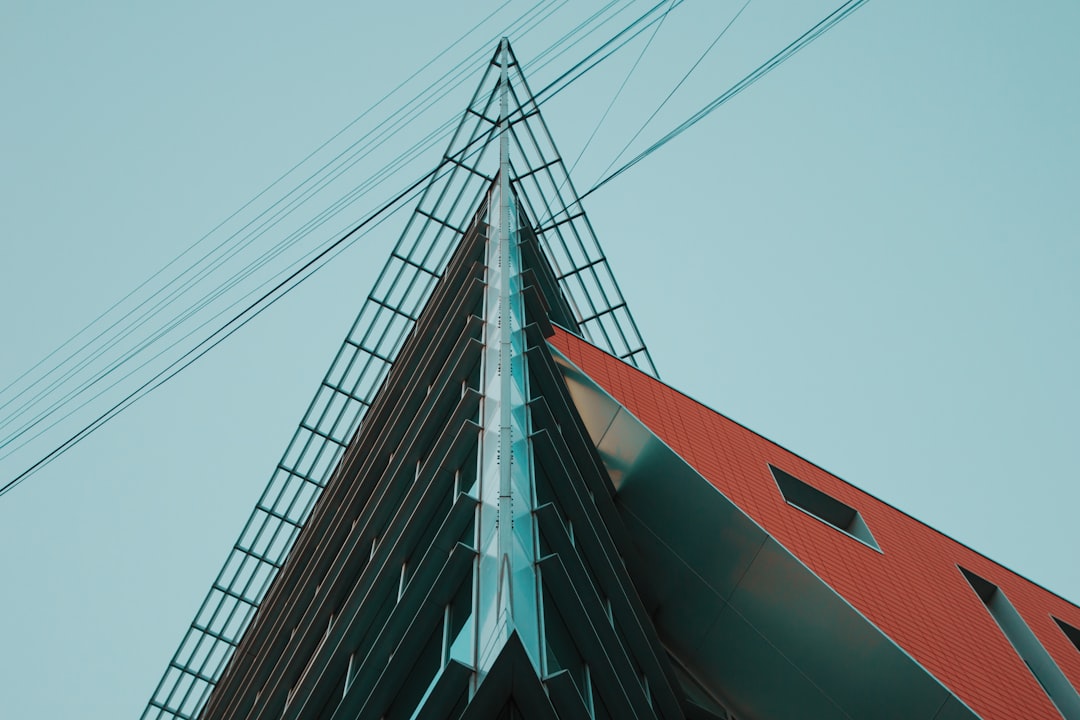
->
xmin=498 ymin=35 xmax=510 ymax=191
xmin=473 ymin=35 xmax=543 ymax=678
xmin=143 ymin=39 xmax=655 ymax=719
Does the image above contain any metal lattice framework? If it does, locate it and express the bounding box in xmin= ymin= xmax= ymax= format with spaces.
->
xmin=142 ymin=42 xmax=654 ymax=720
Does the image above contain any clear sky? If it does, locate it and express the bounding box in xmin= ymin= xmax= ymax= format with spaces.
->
xmin=1 ymin=1 xmax=1077 ymax=717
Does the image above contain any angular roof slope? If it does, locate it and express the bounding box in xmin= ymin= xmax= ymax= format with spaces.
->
xmin=550 ymin=326 xmax=1080 ymax=720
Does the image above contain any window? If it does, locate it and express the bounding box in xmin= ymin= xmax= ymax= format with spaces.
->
xmin=959 ymin=566 xmax=1080 ymax=717
xmin=958 ymin=567 xmax=997 ymax=604
xmin=769 ymin=465 xmax=879 ymax=550
xmin=1053 ymin=617 xmax=1080 ymax=653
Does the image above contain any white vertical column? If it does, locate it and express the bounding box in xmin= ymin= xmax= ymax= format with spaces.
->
xmin=471 ymin=37 xmax=541 ymax=679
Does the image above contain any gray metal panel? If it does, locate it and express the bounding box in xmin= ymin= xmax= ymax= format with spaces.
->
xmin=558 ymin=352 xmax=769 ymax=607
xmin=551 ymin=353 xmax=620 ymax=448
xmin=544 ymin=669 xmax=593 ymax=719
xmin=612 ymin=430 xmax=768 ymax=605
xmin=457 ymin=632 xmax=562 ymax=720
xmin=412 ymin=660 xmax=472 ymax=720
xmin=595 ymin=408 xmax=656 ymax=491
xmin=550 ymin=343 xmax=983 ymax=720
xmin=724 ymin=537 xmax=952 ymax=720
xmin=693 ymin=600 xmax=850 ymax=720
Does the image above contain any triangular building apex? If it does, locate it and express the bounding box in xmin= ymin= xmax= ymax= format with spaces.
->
xmin=141 ymin=41 xmax=656 ymax=720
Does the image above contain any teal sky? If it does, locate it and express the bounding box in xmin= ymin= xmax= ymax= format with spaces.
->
xmin=1 ymin=1 xmax=1078 ymax=717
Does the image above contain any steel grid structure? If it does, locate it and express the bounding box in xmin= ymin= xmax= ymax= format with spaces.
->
xmin=142 ymin=41 xmax=654 ymax=720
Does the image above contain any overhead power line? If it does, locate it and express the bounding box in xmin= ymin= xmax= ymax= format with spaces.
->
xmin=0 ymin=0 xmax=682 ymax=498
xmin=595 ymin=0 xmax=756 ymax=185
xmin=0 ymin=0 xmax=648 ymax=459
xmin=0 ymin=0 xmax=525 ymax=409
xmin=1 ymin=0 xmax=873 ymax=498
xmin=565 ymin=0 xmax=680 ymax=179
xmin=0 ymin=0 xmax=556 ymax=430
xmin=0 ymin=158 xmax=448 ymax=500
xmin=584 ymin=0 xmax=872 ymax=200
xmin=0 ymin=0 xmax=568 ymax=455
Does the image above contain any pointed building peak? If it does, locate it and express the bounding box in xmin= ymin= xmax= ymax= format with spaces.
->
xmin=142 ymin=42 xmax=656 ymax=720
xmin=458 ymin=39 xmax=656 ymax=375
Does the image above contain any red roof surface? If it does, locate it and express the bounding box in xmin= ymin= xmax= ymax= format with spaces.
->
xmin=550 ymin=328 xmax=1080 ymax=720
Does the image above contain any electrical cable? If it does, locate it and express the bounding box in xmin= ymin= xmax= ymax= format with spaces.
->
xmin=0 ymin=0 xmax=525 ymax=413
xmin=527 ymin=0 xmax=627 ymax=68
xmin=0 ymin=156 xmax=452 ymax=499
xmin=0 ymin=0 xmax=609 ymax=460
xmin=532 ymin=0 xmax=673 ymax=100
xmin=0 ymin=0 xmax=678 ymax=496
xmin=565 ymin=0 xmax=677 ymax=180
xmin=0 ymin=0 xmax=656 ymax=452
xmin=0 ymin=0 xmax=579 ymax=442
xmin=0 ymin=1 xmax=559 ymax=433
xmin=0 ymin=0 xmax=638 ymax=454
xmin=583 ymin=0 xmax=871 ymax=201
xmin=595 ymin=0 xmax=755 ymax=185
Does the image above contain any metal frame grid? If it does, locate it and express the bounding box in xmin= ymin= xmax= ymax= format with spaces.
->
xmin=142 ymin=40 xmax=656 ymax=720
xmin=499 ymin=45 xmax=658 ymax=377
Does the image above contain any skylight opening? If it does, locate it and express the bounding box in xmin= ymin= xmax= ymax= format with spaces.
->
xmin=959 ymin=566 xmax=1080 ymax=718
xmin=769 ymin=464 xmax=880 ymax=551
xmin=1054 ymin=617 xmax=1080 ymax=654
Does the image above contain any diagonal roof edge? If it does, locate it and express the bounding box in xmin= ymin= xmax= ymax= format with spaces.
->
xmin=548 ymin=324 xmax=1080 ymax=719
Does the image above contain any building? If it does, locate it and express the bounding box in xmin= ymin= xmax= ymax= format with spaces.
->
xmin=142 ymin=41 xmax=1080 ymax=720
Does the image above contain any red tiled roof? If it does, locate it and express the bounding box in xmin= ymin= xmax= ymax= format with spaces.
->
xmin=551 ymin=328 xmax=1080 ymax=720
